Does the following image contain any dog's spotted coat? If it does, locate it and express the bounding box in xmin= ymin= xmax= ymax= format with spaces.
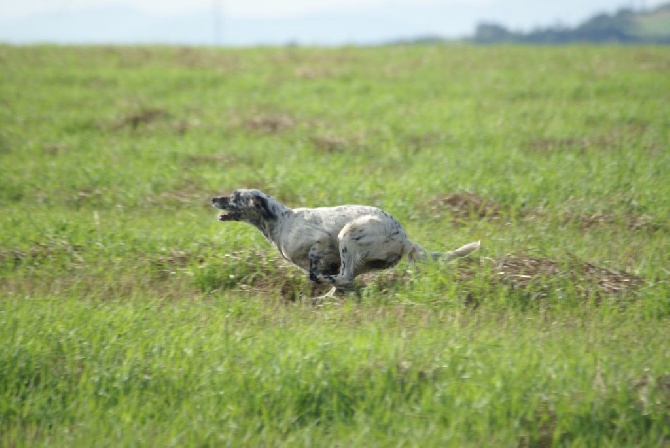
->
xmin=212 ymin=189 xmax=479 ymax=299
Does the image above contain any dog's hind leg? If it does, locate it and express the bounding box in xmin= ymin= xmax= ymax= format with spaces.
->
xmin=310 ymin=215 xmax=407 ymax=288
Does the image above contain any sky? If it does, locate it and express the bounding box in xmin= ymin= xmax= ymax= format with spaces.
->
xmin=1 ymin=0 xmax=661 ymax=20
xmin=8 ymin=0 xmax=483 ymax=19
xmin=0 ymin=0 xmax=665 ymax=45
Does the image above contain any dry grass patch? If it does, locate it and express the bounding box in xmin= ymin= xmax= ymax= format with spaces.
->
xmin=403 ymin=132 xmax=447 ymax=152
xmin=359 ymin=269 xmax=414 ymax=293
xmin=528 ymin=136 xmax=611 ymax=153
xmin=518 ymin=399 xmax=557 ymax=448
xmin=633 ymin=372 xmax=670 ymax=415
xmin=42 ymin=142 xmax=69 ymax=156
xmin=186 ymin=245 xmax=643 ymax=304
xmin=187 ymin=248 xmax=643 ymax=304
xmin=150 ymin=250 xmax=204 ymax=280
xmin=427 ymin=192 xmax=504 ymax=221
xmin=186 ymin=247 xmax=413 ymax=302
xmin=466 ymin=253 xmax=644 ymax=303
xmin=112 ymin=107 xmax=170 ymax=131
xmin=192 ymin=250 xmax=331 ymax=300
xmin=310 ymin=132 xmax=368 ymax=153
xmin=184 ymin=153 xmax=257 ymax=168
xmin=2 ymin=246 xmax=644 ymax=306
xmin=245 ymin=114 xmax=296 ymax=134
xmin=0 ymin=241 xmax=84 ymax=269
xmin=108 ymin=106 xmax=195 ymax=135
xmin=527 ymin=125 xmax=656 ymax=154
xmin=565 ymin=211 xmax=662 ymax=232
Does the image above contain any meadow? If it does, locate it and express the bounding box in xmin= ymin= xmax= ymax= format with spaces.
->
xmin=0 ymin=44 xmax=669 ymax=446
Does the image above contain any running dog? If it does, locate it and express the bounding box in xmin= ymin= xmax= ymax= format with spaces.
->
xmin=212 ymin=189 xmax=479 ymax=299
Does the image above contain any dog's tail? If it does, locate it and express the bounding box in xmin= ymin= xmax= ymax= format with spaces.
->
xmin=407 ymin=240 xmax=480 ymax=262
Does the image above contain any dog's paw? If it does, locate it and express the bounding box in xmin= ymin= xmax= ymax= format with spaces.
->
xmin=309 ymin=271 xmax=321 ymax=284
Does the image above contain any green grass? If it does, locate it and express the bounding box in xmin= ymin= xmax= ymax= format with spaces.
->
xmin=1 ymin=44 xmax=669 ymax=447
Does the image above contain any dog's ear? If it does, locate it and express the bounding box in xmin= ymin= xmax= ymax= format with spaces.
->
xmin=250 ymin=196 xmax=263 ymax=209
xmin=250 ymin=195 xmax=268 ymax=214
xmin=250 ymin=195 xmax=276 ymax=220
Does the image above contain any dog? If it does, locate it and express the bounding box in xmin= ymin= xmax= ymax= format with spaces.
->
xmin=211 ymin=189 xmax=479 ymax=299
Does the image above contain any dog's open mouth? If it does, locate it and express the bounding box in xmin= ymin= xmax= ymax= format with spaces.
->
xmin=217 ymin=212 xmax=238 ymax=222
xmin=212 ymin=197 xmax=238 ymax=221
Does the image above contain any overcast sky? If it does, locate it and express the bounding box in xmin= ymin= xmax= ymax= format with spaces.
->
xmin=0 ymin=0 xmax=664 ymax=45
xmin=1 ymin=0 xmax=662 ymax=20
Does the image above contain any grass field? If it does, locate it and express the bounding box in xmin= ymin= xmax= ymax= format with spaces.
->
xmin=1 ymin=44 xmax=669 ymax=447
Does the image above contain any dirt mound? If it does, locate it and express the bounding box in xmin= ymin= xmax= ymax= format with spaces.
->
xmin=482 ymin=254 xmax=643 ymax=301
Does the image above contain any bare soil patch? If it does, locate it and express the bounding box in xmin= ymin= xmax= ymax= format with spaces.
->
xmin=112 ymin=107 xmax=170 ymax=131
xmin=150 ymin=250 xmax=204 ymax=280
xmin=564 ymin=211 xmax=662 ymax=232
xmin=528 ymin=136 xmax=610 ymax=153
xmin=427 ymin=192 xmax=503 ymax=221
xmin=403 ymin=132 xmax=447 ymax=152
xmin=0 ymin=241 xmax=84 ymax=269
xmin=309 ymin=132 xmax=367 ymax=153
xmin=42 ymin=142 xmax=69 ymax=156
xmin=107 ymin=106 xmax=194 ymax=135
xmin=463 ymin=253 xmax=643 ymax=304
xmin=245 ymin=114 xmax=296 ymax=134
xmin=527 ymin=125 xmax=658 ymax=154
xmin=183 ymin=153 xmax=256 ymax=168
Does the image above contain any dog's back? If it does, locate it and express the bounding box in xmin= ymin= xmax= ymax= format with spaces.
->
xmin=291 ymin=205 xmax=395 ymax=235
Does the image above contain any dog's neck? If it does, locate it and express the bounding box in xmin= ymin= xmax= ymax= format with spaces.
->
xmin=253 ymin=200 xmax=293 ymax=244
xmin=264 ymin=214 xmax=289 ymax=244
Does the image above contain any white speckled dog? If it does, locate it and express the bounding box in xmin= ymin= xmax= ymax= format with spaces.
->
xmin=212 ymin=189 xmax=480 ymax=299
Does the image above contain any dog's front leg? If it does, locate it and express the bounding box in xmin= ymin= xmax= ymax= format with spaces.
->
xmin=308 ymin=242 xmax=325 ymax=284
xmin=308 ymin=242 xmax=355 ymax=287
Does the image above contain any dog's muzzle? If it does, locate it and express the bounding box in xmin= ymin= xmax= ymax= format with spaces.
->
xmin=211 ymin=197 xmax=237 ymax=221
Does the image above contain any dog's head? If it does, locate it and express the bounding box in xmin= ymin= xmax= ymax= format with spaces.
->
xmin=211 ymin=189 xmax=279 ymax=227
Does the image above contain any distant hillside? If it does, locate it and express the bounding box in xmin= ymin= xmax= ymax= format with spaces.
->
xmin=471 ymin=3 xmax=670 ymax=44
